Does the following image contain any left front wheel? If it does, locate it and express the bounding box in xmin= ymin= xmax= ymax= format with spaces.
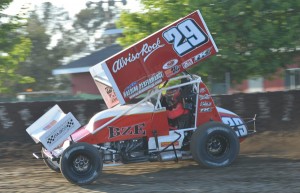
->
xmin=60 ymin=142 xmax=103 ymax=185
xmin=42 ymin=147 xmax=61 ymax=173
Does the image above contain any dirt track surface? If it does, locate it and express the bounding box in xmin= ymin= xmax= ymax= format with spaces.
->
xmin=1 ymin=131 xmax=300 ymax=193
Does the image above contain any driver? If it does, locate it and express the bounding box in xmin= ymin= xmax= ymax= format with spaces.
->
xmin=164 ymin=88 xmax=190 ymax=129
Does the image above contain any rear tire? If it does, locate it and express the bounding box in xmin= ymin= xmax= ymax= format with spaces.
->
xmin=191 ymin=122 xmax=240 ymax=168
xmin=60 ymin=142 xmax=103 ymax=185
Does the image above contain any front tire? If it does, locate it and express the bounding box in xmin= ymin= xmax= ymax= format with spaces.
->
xmin=191 ymin=122 xmax=240 ymax=168
xmin=42 ymin=148 xmax=60 ymax=173
xmin=60 ymin=142 xmax=103 ymax=185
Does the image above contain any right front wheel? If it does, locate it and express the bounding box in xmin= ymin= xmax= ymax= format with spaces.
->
xmin=191 ymin=121 xmax=240 ymax=168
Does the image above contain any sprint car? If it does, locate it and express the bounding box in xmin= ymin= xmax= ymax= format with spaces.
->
xmin=26 ymin=10 xmax=255 ymax=185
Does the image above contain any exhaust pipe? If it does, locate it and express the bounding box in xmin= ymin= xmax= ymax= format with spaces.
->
xmin=159 ymin=151 xmax=182 ymax=162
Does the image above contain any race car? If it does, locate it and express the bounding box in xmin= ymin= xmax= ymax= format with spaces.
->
xmin=26 ymin=10 xmax=256 ymax=185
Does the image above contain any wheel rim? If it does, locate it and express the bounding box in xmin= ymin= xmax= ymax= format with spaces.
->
xmin=206 ymin=134 xmax=229 ymax=158
xmin=71 ymin=154 xmax=92 ymax=175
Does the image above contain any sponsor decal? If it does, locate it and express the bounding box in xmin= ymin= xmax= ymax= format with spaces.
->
xmin=161 ymin=141 xmax=179 ymax=147
xmin=199 ymin=88 xmax=206 ymax=94
xmin=123 ymin=72 xmax=164 ymax=99
xmin=181 ymin=58 xmax=194 ymax=69
xmin=46 ymin=119 xmax=75 ymax=145
xmin=200 ymin=101 xmax=212 ymax=107
xmin=194 ymin=47 xmax=212 ymax=62
xmin=44 ymin=120 xmax=57 ymax=130
xmin=112 ymin=38 xmax=165 ymax=73
xmin=162 ymin=59 xmax=178 ymax=70
xmin=123 ymin=81 xmax=138 ymax=98
xmin=105 ymin=86 xmax=118 ymax=103
xmin=109 ymin=123 xmax=146 ymax=139
xmin=199 ymin=94 xmax=210 ymax=100
xmin=200 ymin=108 xmax=212 ymax=113
xmin=164 ymin=65 xmax=180 ymax=78
xmin=139 ymin=72 xmax=163 ymax=91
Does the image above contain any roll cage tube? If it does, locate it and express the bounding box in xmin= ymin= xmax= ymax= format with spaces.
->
xmin=92 ymin=75 xmax=202 ymax=134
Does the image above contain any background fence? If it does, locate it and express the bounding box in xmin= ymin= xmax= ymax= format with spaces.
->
xmin=0 ymin=90 xmax=299 ymax=143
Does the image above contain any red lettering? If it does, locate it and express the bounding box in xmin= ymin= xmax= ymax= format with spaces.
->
xmin=134 ymin=123 xmax=146 ymax=135
xmin=109 ymin=127 xmax=121 ymax=138
xmin=108 ymin=123 xmax=146 ymax=139
xmin=121 ymin=126 xmax=133 ymax=135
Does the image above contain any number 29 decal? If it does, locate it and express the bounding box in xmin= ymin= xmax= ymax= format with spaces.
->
xmin=163 ymin=19 xmax=208 ymax=56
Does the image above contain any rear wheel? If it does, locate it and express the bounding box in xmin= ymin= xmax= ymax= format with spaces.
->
xmin=60 ymin=142 xmax=103 ymax=185
xmin=191 ymin=122 xmax=240 ymax=168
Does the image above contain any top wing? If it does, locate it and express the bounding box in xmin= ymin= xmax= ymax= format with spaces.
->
xmin=90 ymin=10 xmax=218 ymax=105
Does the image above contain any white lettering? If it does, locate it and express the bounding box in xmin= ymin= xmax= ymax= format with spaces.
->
xmin=112 ymin=38 xmax=165 ymax=73
xmin=139 ymin=72 xmax=163 ymax=90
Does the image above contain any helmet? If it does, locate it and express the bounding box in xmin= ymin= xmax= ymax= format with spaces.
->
xmin=165 ymin=88 xmax=181 ymax=107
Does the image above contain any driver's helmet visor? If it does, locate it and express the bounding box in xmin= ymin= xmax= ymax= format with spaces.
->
xmin=165 ymin=88 xmax=180 ymax=107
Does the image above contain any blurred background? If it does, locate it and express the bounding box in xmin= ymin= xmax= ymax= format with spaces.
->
xmin=1 ymin=2 xmax=300 ymax=191
xmin=0 ymin=0 xmax=299 ymax=102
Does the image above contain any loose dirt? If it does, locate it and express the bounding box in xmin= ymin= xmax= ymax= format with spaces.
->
xmin=1 ymin=131 xmax=300 ymax=193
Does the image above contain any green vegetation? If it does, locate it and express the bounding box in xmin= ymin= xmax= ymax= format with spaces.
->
xmin=1 ymin=1 xmax=118 ymax=97
xmin=117 ymin=0 xmax=300 ymax=83
xmin=1 ymin=0 xmax=300 ymax=97
xmin=0 ymin=0 xmax=33 ymax=94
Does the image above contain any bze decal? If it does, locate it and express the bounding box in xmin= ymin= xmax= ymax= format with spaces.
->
xmin=163 ymin=19 xmax=208 ymax=56
xmin=109 ymin=123 xmax=146 ymax=139
xmin=221 ymin=117 xmax=248 ymax=137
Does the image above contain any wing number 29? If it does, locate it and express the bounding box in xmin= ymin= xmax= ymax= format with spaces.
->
xmin=163 ymin=19 xmax=208 ymax=56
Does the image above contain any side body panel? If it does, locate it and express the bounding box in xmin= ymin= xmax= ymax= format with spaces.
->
xmin=72 ymin=110 xmax=169 ymax=144
xmin=196 ymin=82 xmax=222 ymax=126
